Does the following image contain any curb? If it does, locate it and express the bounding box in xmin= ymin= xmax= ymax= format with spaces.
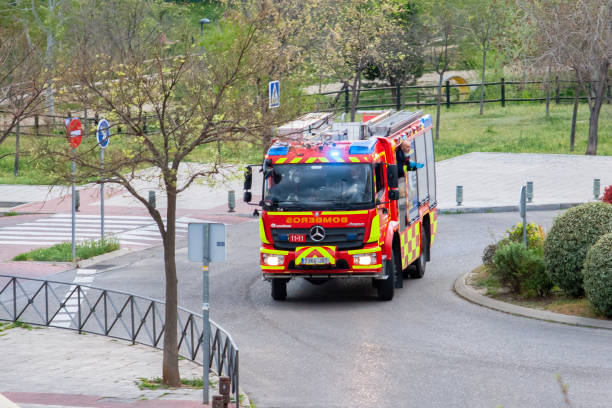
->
xmin=439 ymin=202 xmax=584 ymax=215
xmin=76 ymin=248 xmax=133 ymax=269
xmin=453 ymin=272 xmax=612 ymax=331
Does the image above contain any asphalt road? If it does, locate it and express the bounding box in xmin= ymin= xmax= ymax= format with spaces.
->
xmin=61 ymin=210 xmax=612 ymax=408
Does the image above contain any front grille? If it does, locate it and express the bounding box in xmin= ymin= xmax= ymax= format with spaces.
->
xmin=288 ymin=259 xmax=350 ymax=270
xmin=271 ymin=227 xmax=365 ymax=250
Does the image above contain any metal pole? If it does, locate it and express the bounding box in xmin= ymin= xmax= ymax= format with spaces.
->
xmin=445 ymin=80 xmax=450 ymax=109
xmin=501 ymin=77 xmax=506 ymax=107
xmin=520 ymin=186 xmax=527 ymax=246
xmin=101 ymin=147 xmax=105 ymax=239
xmin=72 ymin=147 xmax=76 ymax=263
xmin=202 ymin=225 xmax=211 ymax=404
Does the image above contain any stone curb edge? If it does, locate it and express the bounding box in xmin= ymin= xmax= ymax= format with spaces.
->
xmin=453 ymin=272 xmax=612 ymax=331
xmin=439 ymin=202 xmax=584 ymax=215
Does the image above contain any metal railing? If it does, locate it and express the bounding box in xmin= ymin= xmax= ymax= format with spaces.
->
xmin=315 ymin=77 xmax=612 ymax=113
xmin=0 ymin=275 xmax=239 ymax=404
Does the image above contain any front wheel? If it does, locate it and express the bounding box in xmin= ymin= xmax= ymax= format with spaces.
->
xmin=377 ymin=254 xmax=398 ymax=301
xmin=271 ymin=279 xmax=288 ymax=301
xmin=409 ymin=224 xmax=428 ymax=279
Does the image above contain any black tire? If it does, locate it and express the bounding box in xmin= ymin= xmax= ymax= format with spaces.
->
xmin=393 ymin=242 xmax=403 ymax=289
xmin=377 ymin=256 xmax=397 ymax=301
xmin=271 ymin=279 xmax=288 ymax=301
xmin=409 ymin=224 xmax=428 ymax=279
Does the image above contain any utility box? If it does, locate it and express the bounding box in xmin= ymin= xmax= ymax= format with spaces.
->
xmin=188 ymin=223 xmax=226 ymax=263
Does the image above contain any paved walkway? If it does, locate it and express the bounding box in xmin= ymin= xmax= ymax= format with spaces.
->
xmin=0 ymin=325 xmax=240 ymax=408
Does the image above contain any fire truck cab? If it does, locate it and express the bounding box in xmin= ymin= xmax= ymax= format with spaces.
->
xmin=244 ymin=110 xmax=438 ymax=301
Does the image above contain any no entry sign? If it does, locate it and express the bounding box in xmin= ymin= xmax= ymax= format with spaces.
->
xmin=66 ymin=118 xmax=83 ymax=148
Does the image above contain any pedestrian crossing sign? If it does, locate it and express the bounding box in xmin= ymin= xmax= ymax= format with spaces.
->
xmin=269 ymin=80 xmax=280 ymax=109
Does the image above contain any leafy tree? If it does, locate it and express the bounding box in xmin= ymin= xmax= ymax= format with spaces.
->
xmin=40 ymin=0 xmax=305 ymax=386
xmin=314 ymin=0 xmax=399 ymax=121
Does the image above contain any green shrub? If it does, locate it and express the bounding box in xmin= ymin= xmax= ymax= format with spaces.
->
xmin=506 ymin=222 xmax=546 ymax=252
xmin=13 ymin=237 xmax=120 ymax=262
xmin=583 ymin=233 xmax=612 ymax=317
xmin=544 ymin=202 xmax=612 ymax=297
xmin=491 ymin=242 xmax=552 ymax=296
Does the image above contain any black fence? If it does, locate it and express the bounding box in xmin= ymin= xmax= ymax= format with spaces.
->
xmin=0 ymin=275 xmax=239 ymax=403
xmin=314 ymin=77 xmax=612 ymax=113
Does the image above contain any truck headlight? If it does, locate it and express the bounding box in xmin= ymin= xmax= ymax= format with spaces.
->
xmin=353 ymin=253 xmax=377 ymax=265
xmin=263 ymin=254 xmax=284 ymax=266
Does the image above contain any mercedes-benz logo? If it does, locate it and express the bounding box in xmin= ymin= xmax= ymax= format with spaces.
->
xmin=309 ymin=225 xmax=326 ymax=242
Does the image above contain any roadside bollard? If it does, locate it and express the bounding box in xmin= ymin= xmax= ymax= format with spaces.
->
xmin=212 ymin=395 xmax=224 ymax=408
xmin=594 ymin=178 xmax=600 ymax=200
xmin=148 ymin=190 xmax=156 ymax=209
xmin=219 ymin=376 xmax=231 ymax=407
xmin=228 ymin=190 xmax=236 ymax=212
xmin=456 ymin=185 xmax=463 ymax=206
xmin=75 ymin=190 xmax=80 ymax=212
xmin=526 ymin=181 xmax=533 ymax=203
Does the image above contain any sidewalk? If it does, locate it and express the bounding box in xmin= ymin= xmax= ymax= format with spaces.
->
xmin=0 ymin=325 xmax=240 ymax=408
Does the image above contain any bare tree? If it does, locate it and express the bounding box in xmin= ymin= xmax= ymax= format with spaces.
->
xmin=42 ymin=2 xmax=297 ymax=386
xmin=462 ymin=0 xmax=507 ymax=115
xmin=0 ymin=30 xmax=47 ymax=154
xmin=424 ymin=0 xmax=463 ymax=140
xmin=525 ymin=0 xmax=611 ymax=155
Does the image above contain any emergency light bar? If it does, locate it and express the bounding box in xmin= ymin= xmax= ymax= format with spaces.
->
xmin=348 ymin=138 xmax=377 ymax=155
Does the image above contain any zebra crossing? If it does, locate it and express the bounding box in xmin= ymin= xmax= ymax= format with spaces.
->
xmin=51 ymin=268 xmax=96 ymax=328
xmin=0 ymin=213 xmax=188 ymax=247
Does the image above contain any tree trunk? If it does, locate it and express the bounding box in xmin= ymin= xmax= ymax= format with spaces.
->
xmin=570 ymin=83 xmax=579 ymax=152
xmin=350 ymin=65 xmax=363 ymax=122
xmin=585 ymin=63 xmax=610 ymax=155
xmin=545 ymin=66 xmax=551 ymax=119
xmin=435 ymin=72 xmax=444 ymax=140
xmin=479 ymin=48 xmax=487 ymax=115
xmin=44 ymin=30 xmax=55 ymax=116
xmin=162 ymin=186 xmax=180 ymax=387
xmin=585 ymin=96 xmax=603 ymax=155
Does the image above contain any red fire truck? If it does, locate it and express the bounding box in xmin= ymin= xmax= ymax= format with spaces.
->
xmin=243 ymin=110 xmax=438 ymax=300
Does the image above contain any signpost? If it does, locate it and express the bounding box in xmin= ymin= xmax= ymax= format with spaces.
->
xmin=519 ymin=185 xmax=527 ymax=246
xmin=97 ymin=119 xmax=110 ymax=239
xmin=66 ymin=118 xmax=83 ymax=263
xmin=188 ymin=222 xmax=226 ymax=404
xmin=268 ymin=80 xmax=280 ymax=109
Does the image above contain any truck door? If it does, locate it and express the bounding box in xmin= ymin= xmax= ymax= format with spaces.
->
xmin=424 ymin=128 xmax=436 ymax=205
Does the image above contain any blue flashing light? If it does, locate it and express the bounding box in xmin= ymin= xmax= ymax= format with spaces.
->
xmin=267 ymin=145 xmax=289 ymax=156
xmin=279 ymin=234 xmax=289 ymax=241
xmin=330 ymin=150 xmax=341 ymax=158
xmin=346 ymin=233 xmax=357 ymax=240
xmin=348 ymin=139 xmax=377 ymax=155
xmin=420 ymin=115 xmax=433 ymax=128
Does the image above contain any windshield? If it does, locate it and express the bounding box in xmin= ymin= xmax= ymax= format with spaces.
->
xmin=264 ymin=163 xmax=374 ymax=210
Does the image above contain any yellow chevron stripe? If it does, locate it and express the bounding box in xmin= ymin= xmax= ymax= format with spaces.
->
xmin=347 ymin=247 xmax=381 ymax=255
xmin=305 ymin=157 xmax=317 ymax=163
xmin=261 ymin=265 xmax=285 ymax=270
xmin=260 ymin=248 xmax=289 ymax=255
xmin=275 ymin=158 xmax=287 ymax=164
xmin=352 ymin=264 xmax=382 ymax=270
xmin=290 ymin=157 xmax=302 ymax=163
xmin=349 ymin=157 xmax=360 ymax=163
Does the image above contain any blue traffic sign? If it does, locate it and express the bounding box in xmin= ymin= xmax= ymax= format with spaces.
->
xmin=269 ymin=80 xmax=280 ymax=109
xmin=97 ymin=119 xmax=110 ymax=148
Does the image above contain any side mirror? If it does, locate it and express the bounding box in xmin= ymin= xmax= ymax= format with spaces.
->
xmin=387 ymin=164 xmax=398 ymax=189
xmin=244 ymin=166 xmax=253 ymax=191
xmin=388 ymin=189 xmax=399 ymax=201
xmin=243 ymin=191 xmax=252 ymax=203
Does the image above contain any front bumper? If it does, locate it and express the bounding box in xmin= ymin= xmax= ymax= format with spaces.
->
xmin=260 ymin=245 xmax=383 ymax=279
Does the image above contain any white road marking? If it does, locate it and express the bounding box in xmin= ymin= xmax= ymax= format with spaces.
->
xmin=51 ymin=268 xmax=97 ymax=328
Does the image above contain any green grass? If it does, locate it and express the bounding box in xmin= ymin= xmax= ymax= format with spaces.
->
xmin=2 ymin=211 xmax=18 ymax=216
xmin=136 ymin=377 xmax=208 ymax=390
xmin=420 ymin=103 xmax=612 ymax=161
xmin=13 ymin=237 xmax=119 ymax=262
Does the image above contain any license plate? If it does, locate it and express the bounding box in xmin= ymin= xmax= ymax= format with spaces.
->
xmin=289 ymin=234 xmax=306 ymax=243
xmin=301 ymin=257 xmax=329 ymax=265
